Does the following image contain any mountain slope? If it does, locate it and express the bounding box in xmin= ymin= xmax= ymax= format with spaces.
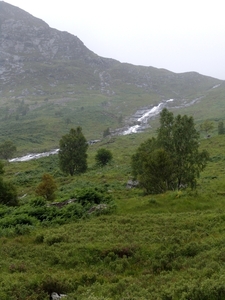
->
xmin=0 ymin=1 xmax=223 ymax=100
xmin=0 ymin=1 xmax=225 ymax=153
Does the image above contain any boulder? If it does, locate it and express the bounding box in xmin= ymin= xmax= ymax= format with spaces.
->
xmin=88 ymin=204 xmax=108 ymax=214
xmin=51 ymin=292 xmax=67 ymax=299
xmin=126 ymin=180 xmax=139 ymax=189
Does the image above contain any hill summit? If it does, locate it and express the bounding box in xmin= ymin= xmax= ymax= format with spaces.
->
xmin=0 ymin=1 xmax=223 ymax=100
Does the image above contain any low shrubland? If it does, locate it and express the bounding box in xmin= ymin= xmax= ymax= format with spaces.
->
xmin=1 ymin=133 xmax=225 ymax=299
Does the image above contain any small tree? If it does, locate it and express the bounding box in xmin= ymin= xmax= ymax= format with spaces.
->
xmin=131 ymin=137 xmax=158 ymax=179
xmin=59 ymin=127 xmax=88 ymax=176
xmin=95 ymin=148 xmax=113 ymax=166
xmin=103 ymin=127 xmax=110 ymax=138
xmin=135 ymin=148 xmax=174 ymax=194
xmin=0 ymin=160 xmax=17 ymax=206
xmin=218 ymin=121 xmax=225 ymax=135
xmin=0 ymin=178 xmax=18 ymax=206
xmin=0 ymin=140 xmax=17 ymax=160
xmin=0 ymin=160 xmax=5 ymax=175
xmin=36 ymin=173 xmax=57 ymax=201
xmin=132 ymin=108 xmax=209 ymax=194
xmin=200 ymin=120 xmax=214 ymax=137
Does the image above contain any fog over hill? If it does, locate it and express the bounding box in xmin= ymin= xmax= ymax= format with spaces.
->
xmin=0 ymin=1 xmax=223 ymax=101
xmin=1 ymin=1 xmax=225 ymax=153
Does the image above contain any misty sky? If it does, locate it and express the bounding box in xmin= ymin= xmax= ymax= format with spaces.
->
xmin=4 ymin=0 xmax=225 ymax=80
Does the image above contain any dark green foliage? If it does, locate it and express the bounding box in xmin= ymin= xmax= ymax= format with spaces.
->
xmin=76 ymin=188 xmax=113 ymax=206
xmin=218 ymin=121 xmax=225 ymax=134
xmin=35 ymin=173 xmax=57 ymax=201
xmin=59 ymin=127 xmax=88 ymax=176
xmin=0 ymin=160 xmax=5 ymax=175
xmin=200 ymin=119 xmax=214 ymax=136
xmin=0 ymin=186 xmax=114 ymax=229
xmin=0 ymin=140 xmax=17 ymax=160
xmin=132 ymin=108 xmax=209 ymax=193
xmin=0 ymin=178 xmax=18 ymax=206
xmin=30 ymin=198 xmax=46 ymax=207
xmin=158 ymin=110 xmax=209 ymax=189
xmin=103 ymin=127 xmax=110 ymax=138
xmin=95 ymin=148 xmax=113 ymax=166
xmin=0 ymin=214 xmax=36 ymax=228
xmin=137 ymin=148 xmax=174 ymax=194
xmin=41 ymin=275 xmax=68 ymax=296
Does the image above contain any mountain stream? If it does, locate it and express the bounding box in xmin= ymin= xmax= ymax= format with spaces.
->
xmin=9 ymin=95 xmax=207 ymax=162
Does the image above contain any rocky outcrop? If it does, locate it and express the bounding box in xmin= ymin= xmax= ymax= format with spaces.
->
xmin=51 ymin=292 xmax=67 ymax=299
xmin=126 ymin=180 xmax=139 ymax=189
xmin=0 ymin=1 xmax=223 ymax=99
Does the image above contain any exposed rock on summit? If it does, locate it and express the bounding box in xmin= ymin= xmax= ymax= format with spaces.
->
xmin=0 ymin=1 xmax=223 ymax=100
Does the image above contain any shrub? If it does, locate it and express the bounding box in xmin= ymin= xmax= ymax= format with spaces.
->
xmin=35 ymin=173 xmax=57 ymax=201
xmin=76 ymin=188 xmax=113 ymax=206
xmin=0 ymin=140 xmax=17 ymax=160
xmin=95 ymin=148 xmax=113 ymax=166
xmin=44 ymin=233 xmax=68 ymax=245
xmin=41 ymin=275 xmax=69 ymax=296
xmin=0 ymin=178 xmax=18 ymax=206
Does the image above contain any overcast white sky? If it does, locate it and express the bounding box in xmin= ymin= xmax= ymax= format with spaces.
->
xmin=4 ymin=0 xmax=225 ymax=80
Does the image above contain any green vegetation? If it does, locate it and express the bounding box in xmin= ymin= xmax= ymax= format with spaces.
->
xmin=2 ymin=7 xmax=225 ymax=298
xmin=95 ymin=148 xmax=113 ymax=166
xmin=0 ymin=161 xmax=18 ymax=206
xmin=200 ymin=119 xmax=214 ymax=137
xmin=132 ymin=109 xmax=209 ymax=193
xmin=59 ymin=127 xmax=88 ymax=176
xmin=35 ymin=173 xmax=57 ymax=201
xmin=218 ymin=121 xmax=225 ymax=135
xmin=0 ymin=125 xmax=225 ymax=298
xmin=0 ymin=140 xmax=17 ymax=160
xmin=0 ymin=177 xmax=18 ymax=206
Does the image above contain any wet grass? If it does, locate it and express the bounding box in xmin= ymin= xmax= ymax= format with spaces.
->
xmin=1 ymin=122 xmax=225 ymax=299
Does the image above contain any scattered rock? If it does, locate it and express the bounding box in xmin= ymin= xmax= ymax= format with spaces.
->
xmin=51 ymin=292 xmax=67 ymax=299
xmin=88 ymin=204 xmax=108 ymax=214
xmin=48 ymin=198 xmax=77 ymax=208
xmin=126 ymin=180 xmax=139 ymax=189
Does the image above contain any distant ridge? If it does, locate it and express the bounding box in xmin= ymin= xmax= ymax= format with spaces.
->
xmin=0 ymin=1 xmax=223 ymax=100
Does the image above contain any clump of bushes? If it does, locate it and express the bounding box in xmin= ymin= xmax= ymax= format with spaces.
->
xmin=75 ymin=187 xmax=113 ymax=207
xmin=95 ymin=148 xmax=113 ymax=166
xmin=0 ymin=160 xmax=18 ymax=206
xmin=0 ymin=187 xmax=115 ymax=235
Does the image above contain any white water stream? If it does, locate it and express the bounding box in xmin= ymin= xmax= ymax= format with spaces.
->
xmin=122 ymin=99 xmax=174 ymax=135
xmin=9 ymin=95 xmax=203 ymax=162
xmin=9 ymin=149 xmax=59 ymax=162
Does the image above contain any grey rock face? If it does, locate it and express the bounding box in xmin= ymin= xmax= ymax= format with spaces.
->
xmin=0 ymin=2 xmax=222 ymax=99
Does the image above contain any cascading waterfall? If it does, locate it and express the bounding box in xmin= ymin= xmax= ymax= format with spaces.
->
xmin=9 ymin=95 xmax=204 ymax=162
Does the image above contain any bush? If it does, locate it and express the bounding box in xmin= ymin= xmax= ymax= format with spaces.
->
xmin=0 ymin=178 xmax=18 ymax=206
xmin=95 ymin=148 xmax=112 ymax=166
xmin=36 ymin=173 xmax=57 ymax=201
xmin=76 ymin=188 xmax=113 ymax=207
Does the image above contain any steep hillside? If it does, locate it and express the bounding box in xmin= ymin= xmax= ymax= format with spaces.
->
xmin=0 ymin=1 xmax=225 ymax=153
xmin=0 ymin=1 xmax=222 ymax=100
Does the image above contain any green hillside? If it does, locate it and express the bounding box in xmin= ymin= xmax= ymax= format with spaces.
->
xmin=1 ymin=3 xmax=225 ymax=299
xmin=1 ymin=132 xmax=225 ymax=299
xmin=1 ymin=2 xmax=225 ymax=154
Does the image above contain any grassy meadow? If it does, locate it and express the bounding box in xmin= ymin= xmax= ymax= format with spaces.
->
xmin=1 ymin=129 xmax=225 ymax=299
xmin=2 ymin=7 xmax=225 ymax=298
